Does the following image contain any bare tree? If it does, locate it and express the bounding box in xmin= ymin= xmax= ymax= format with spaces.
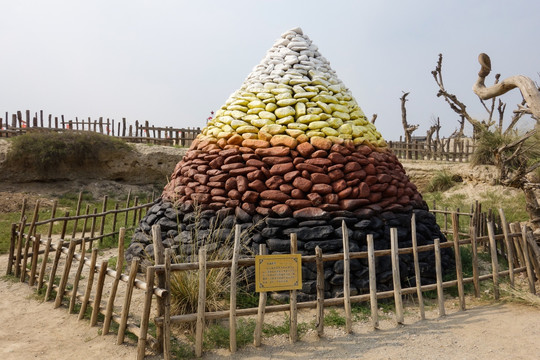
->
xmin=472 ymin=53 xmax=540 ymax=229
xmin=433 ymin=53 xmax=540 ymax=229
xmin=400 ymin=92 xmax=419 ymax=159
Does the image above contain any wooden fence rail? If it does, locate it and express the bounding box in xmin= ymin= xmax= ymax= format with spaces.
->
xmin=0 ymin=110 xmax=201 ymax=147
xmin=4 ymin=202 xmax=539 ymax=359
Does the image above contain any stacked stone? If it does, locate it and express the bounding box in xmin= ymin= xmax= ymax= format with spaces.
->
xmin=128 ymin=27 xmax=455 ymax=298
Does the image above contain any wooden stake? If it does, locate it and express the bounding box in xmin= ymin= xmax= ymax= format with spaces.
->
xmin=521 ymin=225 xmax=536 ymax=294
xmin=434 ymin=238 xmax=445 ymax=317
xmin=137 ymin=266 xmax=155 ymax=360
xmin=20 ymin=233 xmax=31 ymax=282
xmin=124 ymin=190 xmax=132 ymax=228
xmin=487 ymin=222 xmax=500 ymax=300
xmin=366 ymin=234 xmax=379 ymax=329
xmin=342 ymin=221 xmax=352 ymax=333
xmin=470 ymin=227 xmax=480 ymax=298
xmin=28 ymin=234 xmax=41 ymax=286
xmin=254 ymin=244 xmax=268 ymax=346
xmin=498 ymin=209 xmax=514 ymax=286
xmin=289 ymin=232 xmax=298 ymax=343
xmin=71 ymin=191 xmax=83 ymax=238
xmin=55 ymin=240 xmax=77 ymax=308
xmin=99 ymin=195 xmax=108 ymax=243
xmin=117 ymin=258 xmax=140 ymax=345
xmin=195 ymin=247 xmax=207 ymax=358
xmin=69 ymin=238 xmax=87 ymax=313
xmin=229 ymin=225 xmax=242 ymax=353
xmin=47 ymin=200 xmax=58 ymax=239
xmin=81 ymin=204 xmax=91 ymax=239
xmin=90 ymin=260 xmax=109 ymax=326
xmin=451 ymin=212 xmax=466 ymax=310
xmin=410 ymin=214 xmax=425 ymax=320
xmin=315 ymin=245 xmax=325 ymax=336
xmin=46 ymin=239 xmax=64 ymax=301
xmin=6 ymin=223 xmax=17 ymax=275
xmin=163 ymin=249 xmax=172 ymax=360
xmin=509 ymin=222 xmax=526 ymax=267
xmin=14 ymin=217 xmax=27 ymax=278
xmin=152 ymin=224 xmax=165 ymax=353
xmin=79 ymin=248 xmax=98 ymax=320
xmin=390 ymin=228 xmax=404 ymax=324
xmin=37 ymin=237 xmax=53 ymax=290
xmin=103 ymin=228 xmax=125 ymax=335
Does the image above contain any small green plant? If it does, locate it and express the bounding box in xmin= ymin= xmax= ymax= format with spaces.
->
xmin=324 ymin=308 xmax=346 ymax=327
xmin=426 ymin=170 xmax=457 ymax=192
xmin=351 ymin=302 xmax=371 ymax=321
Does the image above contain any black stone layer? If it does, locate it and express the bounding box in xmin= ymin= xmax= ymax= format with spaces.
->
xmin=127 ymin=199 xmax=455 ymax=300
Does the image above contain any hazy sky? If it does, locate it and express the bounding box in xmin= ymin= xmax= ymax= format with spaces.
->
xmin=1 ymin=1 xmax=538 ymax=140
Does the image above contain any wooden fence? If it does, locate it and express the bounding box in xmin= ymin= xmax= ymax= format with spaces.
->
xmin=387 ymin=137 xmax=476 ymax=162
xmin=4 ymin=200 xmax=540 ymax=359
xmin=0 ymin=110 xmax=201 ymax=147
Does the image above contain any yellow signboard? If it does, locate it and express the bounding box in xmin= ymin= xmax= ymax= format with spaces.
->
xmin=255 ymin=254 xmax=302 ymax=292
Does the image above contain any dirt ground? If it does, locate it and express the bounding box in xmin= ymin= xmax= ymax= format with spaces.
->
xmin=1 ymin=247 xmax=540 ymax=360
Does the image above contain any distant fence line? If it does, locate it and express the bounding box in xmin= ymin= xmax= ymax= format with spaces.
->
xmin=0 ymin=110 xmax=201 ymax=147
xmin=387 ymin=136 xmax=476 ymax=162
xmin=1 ymin=110 xmax=478 ymax=161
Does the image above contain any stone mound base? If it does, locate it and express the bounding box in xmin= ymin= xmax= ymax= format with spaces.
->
xmin=127 ymin=200 xmax=455 ymax=300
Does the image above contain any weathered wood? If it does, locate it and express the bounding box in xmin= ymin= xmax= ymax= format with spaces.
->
xmin=79 ymin=248 xmax=98 ymax=320
xmin=45 ymin=240 xmax=64 ymax=301
xmin=117 ymin=258 xmax=140 ymax=345
xmin=342 ymin=221 xmax=352 ymax=333
xmin=470 ymin=227 xmax=480 ymax=297
xmin=434 ymin=238 xmax=446 ymax=316
xmin=14 ymin=218 xmax=27 ymax=277
xmin=124 ymin=190 xmax=131 ymax=228
xmin=69 ymin=239 xmax=87 ymax=313
xmin=55 ymin=240 xmax=77 ymax=308
xmin=525 ymin=230 xmax=540 ymax=281
xmin=103 ymin=228 xmax=126 ymax=335
xmin=90 ymin=260 xmax=109 ymax=326
xmin=71 ymin=191 xmax=83 ymax=238
xmin=99 ymin=195 xmax=108 ymax=242
xmin=452 ymin=212 xmax=466 ymax=310
xmin=390 ymin=228 xmax=404 ymax=324
xmin=289 ymin=232 xmax=298 ymax=343
xmin=521 ymin=225 xmax=536 ymax=294
xmin=509 ymin=222 xmax=526 ymax=267
xmin=81 ymin=204 xmax=91 ymax=240
xmin=366 ymin=234 xmax=379 ymax=329
xmin=152 ymin=224 xmax=165 ymax=353
xmin=163 ymin=249 xmax=172 ymax=360
xmin=487 ymin=222 xmax=500 ymax=300
xmin=195 ymin=247 xmax=207 ymax=358
xmin=137 ymin=266 xmax=155 ymax=360
xmin=20 ymin=233 xmax=31 ymax=283
xmin=37 ymin=237 xmax=53 ymax=290
xmin=254 ymin=244 xmax=268 ymax=346
xmin=410 ymin=214 xmax=425 ymax=319
xmin=28 ymin=234 xmax=41 ymax=286
xmin=315 ymin=245 xmax=325 ymax=336
xmin=111 ymin=203 xmax=120 ymax=235
xmin=47 ymin=200 xmax=58 ymax=239
xmin=60 ymin=211 xmax=69 ymax=240
xmin=229 ymin=225 xmax=241 ymax=353
xmin=498 ymin=209 xmax=514 ymax=286
xmin=6 ymin=224 xmax=17 ymax=275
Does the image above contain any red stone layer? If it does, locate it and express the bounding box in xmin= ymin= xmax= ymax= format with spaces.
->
xmin=162 ymin=139 xmax=424 ymax=216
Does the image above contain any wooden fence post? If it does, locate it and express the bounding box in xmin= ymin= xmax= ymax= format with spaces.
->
xmin=521 ymin=225 xmax=536 ymax=294
xmin=498 ymin=208 xmax=514 ymax=286
xmin=117 ymin=257 xmax=140 ymax=345
xmin=289 ymin=233 xmax=298 ymax=343
xmin=342 ymin=221 xmax=352 ymax=333
xmin=137 ymin=266 xmax=155 ymax=360
xmin=366 ymin=234 xmax=379 ymax=329
xmin=195 ymin=247 xmax=207 ymax=358
xmin=487 ymin=222 xmax=500 ymax=300
xmin=254 ymin=244 xmax=268 ymax=346
xmin=229 ymin=225 xmax=241 ymax=353
xmin=78 ymin=248 xmax=98 ymax=320
xmin=470 ymin=226 xmax=480 ymax=298
xmin=90 ymin=260 xmax=109 ymax=326
xmin=315 ymin=245 xmax=325 ymax=336
xmin=390 ymin=228 xmax=404 ymax=324
xmin=69 ymin=238 xmax=87 ymax=313
xmin=434 ymin=238 xmax=445 ymax=317
xmin=452 ymin=212 xmax=466 ymax=310
xmin=103 ymin=228 xmax=126 ymax=335
xmin=410 ymin=214 xmax=425 ymax=319
xmin=152 ymin=224 xmax=165 ymax=354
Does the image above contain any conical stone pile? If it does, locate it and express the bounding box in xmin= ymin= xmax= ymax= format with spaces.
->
xmin=128 ymin=27 xmax=453 ymax=299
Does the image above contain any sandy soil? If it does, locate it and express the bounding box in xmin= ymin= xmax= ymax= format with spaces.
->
xmin=2 ymin=245 xmax=539 ymax=360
